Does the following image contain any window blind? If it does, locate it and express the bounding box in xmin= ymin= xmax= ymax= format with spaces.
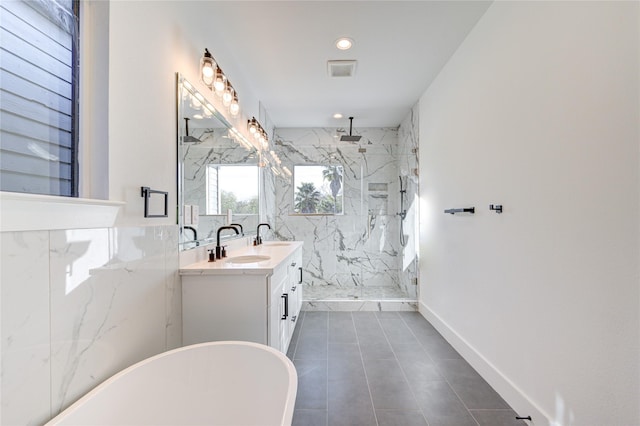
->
xmin=0 ymin=0 xmax=78 ymax=196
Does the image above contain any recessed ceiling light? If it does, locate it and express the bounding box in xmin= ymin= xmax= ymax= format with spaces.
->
xmin=333 ymin=113 xmax=343 ymax=119
xmin=335 ymin=37 xmax=353 ymax=50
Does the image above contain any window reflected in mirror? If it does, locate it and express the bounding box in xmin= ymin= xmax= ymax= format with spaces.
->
xmin=293 ymin=165 xmax=344 ymax=215
xmin=206 ymin=165 xmax=259 ymax=215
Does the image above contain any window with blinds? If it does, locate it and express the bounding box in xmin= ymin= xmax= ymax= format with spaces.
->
xmin=0 ymin=0 xmax=79 ymax=197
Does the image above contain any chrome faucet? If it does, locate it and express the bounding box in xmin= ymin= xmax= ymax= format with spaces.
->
xmin=255 ymin=223 xmax=271 ymax=245
xmin=216 ymin=226 xmax=239 ymax=259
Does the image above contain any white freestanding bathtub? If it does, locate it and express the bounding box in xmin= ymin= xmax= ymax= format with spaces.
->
xmin=45 ymin=341 xmax=298 ymax=426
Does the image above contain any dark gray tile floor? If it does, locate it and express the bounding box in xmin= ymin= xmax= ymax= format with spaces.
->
xmin=286 ymin=311 xmax=526 ymax=426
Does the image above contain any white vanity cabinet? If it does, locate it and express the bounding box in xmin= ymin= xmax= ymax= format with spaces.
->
xmin=284 ymin=250 xmax=303 ymax=348
xmin=181 ymin=242 xmax=303 ymax=354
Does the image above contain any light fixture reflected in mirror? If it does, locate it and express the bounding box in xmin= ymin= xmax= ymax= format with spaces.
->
xmin=247 ymin=117 xmax=269 ymax=151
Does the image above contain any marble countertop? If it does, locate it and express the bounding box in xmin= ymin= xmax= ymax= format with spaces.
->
xmin=179 ymin=241 xmax=303 ymax=275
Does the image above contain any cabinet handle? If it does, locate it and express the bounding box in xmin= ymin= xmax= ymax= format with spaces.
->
xmin=291 ymin=315 xmax=297 ymax=323
xmin=281 ymin=293 xmax=288 ymax=320
xmin=298 ymin=267 xmax=303 ymax=284
xmin=291 ymin=262 xmax=296 ymax=267
xmin=291 ymin=285 xmax=296 ymax=292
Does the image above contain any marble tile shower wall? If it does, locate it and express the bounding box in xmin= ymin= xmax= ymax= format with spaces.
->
xmin=398 ymin=104 xmax=420 ymax=299
xmin=0 ymin=225 xmax=180 ymax=425
xmin=272 ymin=124 xmax=419 ymax=301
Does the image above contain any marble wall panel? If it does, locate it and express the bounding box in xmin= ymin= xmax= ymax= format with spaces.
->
xmin=49 ymin=227 xmax=169 ymax=413
xmin=1 ymin=224 xmax=181 ymax=424
xmin=1 ymin=231 xmax=51 ymax=425
xmin=162 ymin=226 xmax=182 ymax=350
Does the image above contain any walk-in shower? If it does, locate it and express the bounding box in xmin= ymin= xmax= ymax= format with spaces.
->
xmin=270 ymin=115 xmax=419 ymax=309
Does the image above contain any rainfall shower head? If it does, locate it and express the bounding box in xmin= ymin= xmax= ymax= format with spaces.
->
xmin=183 ymin=118 xmax=202 ymax=144
xmin=340 ymin=117 xmax=362 ymax=142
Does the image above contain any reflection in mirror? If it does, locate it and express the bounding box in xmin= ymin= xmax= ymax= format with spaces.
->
xmin=293 ymin=165 xmax=344 ymax=215
xmin=177 ymin=74 xmax=259 ymax=250
xmin=206 ymin=164 xmax=259 ymax=215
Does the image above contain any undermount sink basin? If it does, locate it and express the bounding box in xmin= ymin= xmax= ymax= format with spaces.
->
xmin=262 ymin=242 xmax=291 ymax=246
xmin=226 ymin=255 xmax=271 ymax=264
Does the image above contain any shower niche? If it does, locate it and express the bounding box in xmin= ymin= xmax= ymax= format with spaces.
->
xmin=367 ymin=183 xmax=388 ymax=215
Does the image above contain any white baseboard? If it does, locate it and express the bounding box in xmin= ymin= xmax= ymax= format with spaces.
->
xmin=419 ymin=301 xmax=552 ymax=426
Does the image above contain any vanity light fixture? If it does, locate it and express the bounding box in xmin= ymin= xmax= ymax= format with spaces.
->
xmin=247 ymin=117 xmax=269 ymax=149
xmin=199 ymin=48 xmax=241 ymax=118
xmin=336 ymin=37 xmax=353 ymax=50
xmin=248 ymin=117 xmax=258 ymax=134
xmin=333 ymin=113 xmax=343 ymax=119
xmin=200 ymin=48 xmax=215 ymax=87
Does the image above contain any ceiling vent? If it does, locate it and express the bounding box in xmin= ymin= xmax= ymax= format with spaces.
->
xmin=327 ymin=60 xmax=357 ymax=78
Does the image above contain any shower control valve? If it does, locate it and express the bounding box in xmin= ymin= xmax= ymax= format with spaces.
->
xmin=489 ymin=204 xmax=503 ymax=214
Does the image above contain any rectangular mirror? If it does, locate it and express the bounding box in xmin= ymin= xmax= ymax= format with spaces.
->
xmin=177 ymin=74 xmax=259 ymax=250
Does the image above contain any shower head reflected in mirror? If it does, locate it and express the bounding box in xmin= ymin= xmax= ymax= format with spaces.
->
xmin=183 ymin=118 xmax=203 ymax=144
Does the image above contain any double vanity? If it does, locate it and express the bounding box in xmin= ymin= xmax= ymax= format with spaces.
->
xmin=180 ymin=240 xmax=303 ymax=354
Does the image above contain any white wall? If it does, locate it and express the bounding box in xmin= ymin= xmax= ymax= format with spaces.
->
xmin=106 ymin=1 xmax=260 ymax=226
xmin=1 ymin=2 xmax=267 ymax=424
xmin=418 ymin=2 xmax=639 ymax=425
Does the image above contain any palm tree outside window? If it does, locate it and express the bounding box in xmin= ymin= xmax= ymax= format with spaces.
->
xmin=293 ymin=165 xmax=344 ymax=214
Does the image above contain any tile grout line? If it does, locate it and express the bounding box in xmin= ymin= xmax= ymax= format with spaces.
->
xmin=378 ymin=312 xmax=431 ymax=426
xmin=325 ymin=312 xmax=329 ymax=426
xmin=398 ymin=313 xmax=481 ymax=426
xmin=352 ymin=311 xmax=380 ymax=426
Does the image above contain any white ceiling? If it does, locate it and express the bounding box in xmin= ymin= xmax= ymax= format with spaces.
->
xmin=203 ymin=1 xmax=492 ymax=129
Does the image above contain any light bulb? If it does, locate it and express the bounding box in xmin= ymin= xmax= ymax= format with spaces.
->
xmin=200 ymin=49 xmax=215 ymax=87
xmin=335 ymin=37 xmax=353 ymax=50
xmin=222 ymin=84 xmax=233 ymax=107
xmin=213 ymin=67 xmax=226 ymax=95
xmin=230 ymin=101 xmax=239 ymax=116
xmin=189 ymin=95 xmax=201 ymax=109
xmin=230 ymin=93 xmax=239 ymax=116
xmin=202 ymin=64 xmax=214 ymax=85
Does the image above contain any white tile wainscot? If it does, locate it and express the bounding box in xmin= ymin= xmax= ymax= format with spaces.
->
xmin=180 ymin=242 xmax=303 ymax=354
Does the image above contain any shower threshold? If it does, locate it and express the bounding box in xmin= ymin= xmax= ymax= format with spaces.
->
xmin=302 ymin=298 xmax=418 ymax=312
